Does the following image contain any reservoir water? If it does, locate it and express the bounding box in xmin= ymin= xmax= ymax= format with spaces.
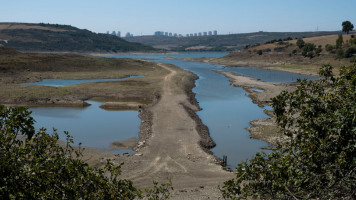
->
xmin=28 ymin=77 xmax=143 ymax=154
xmin=24 ymin=76 xmax=142 ymax=87
xmin=110 ymin=53 xmax=317 ymax=167
xmin=30 ymin=100 xmax=139 ymax=154
xmin=28 ymin=52 xmax=317 ymax=168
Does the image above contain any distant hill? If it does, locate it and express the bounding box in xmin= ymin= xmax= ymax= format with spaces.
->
xmin=125 ymin=31 xmax=341 ymax=51
xmin=0 ymin=23 xmax=155 ymax=52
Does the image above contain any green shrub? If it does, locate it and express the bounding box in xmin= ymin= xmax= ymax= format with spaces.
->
xmin=336 ymin=34 xmax=344 ymax=49
xmin=344 ymin=47 xmax=356 ymax=58
xmin=296 ymin=38 xmax=305 ymax=49
xmin=220 ymin=65 xmax=356 ymax=199
xmin=263 ymin=48 xmax=271 ymax=52
xmin=301 ymin=43 xmax=316 ymax=58
xmin=273 ymin=46 xmax=286 ymax=52
xmin=336 ymin=49 xmax=345 ymax=58
xmin=325 ymin=44 xmax=336 ymax=52
xmin=350 ymin=38 xmax=356 ymax=45
xmin=315 ymin=45 xmax=322 ymax=56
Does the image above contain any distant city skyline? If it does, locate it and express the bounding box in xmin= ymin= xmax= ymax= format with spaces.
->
xmin=1 ymin=0 xmax=355 ymax=36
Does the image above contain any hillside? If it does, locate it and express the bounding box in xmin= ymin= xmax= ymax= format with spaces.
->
xmin=0 ymin=23 xmax=155 ymax=52
xmin=205 ymin=33 xmax=356 ymax=75
xmin=125 ymin=31 xmax=340 ymax=51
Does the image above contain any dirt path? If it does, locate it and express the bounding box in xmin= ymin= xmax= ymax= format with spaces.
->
xmin=117 ymin=63 xmax=232 ymax=199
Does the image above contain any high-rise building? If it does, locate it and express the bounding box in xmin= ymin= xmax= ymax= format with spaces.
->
xmin=154 ymin=31 xmax=164 ymax=36
xmin=194 ymin=33 xmax=197 ymax=36
xmin=174 ymin=33 xmax=178 ymax=37
xmin=169 ymin=32 xmax=173 ymax=36
xmin=190 ymin=33 xmax=193 ymax=37
xmin=186 ymin=34 xmax=189 ymax=37
xmin=198 ymin=32 xmax=202 ymax=36
xmin=106 ymin=31 xmax=110 ymax=34
xmin=203 ymin=32 xmax=207 ymax=36
xmin=213 ymin=30 xmax=217 ymax=35
xmin=165 ymin=32 xmax=168 ymax=36
xmin=111 ymin=31 xmax=116 ymax=36
xmin=208 ymin=31 xmax=212 ymax=36
xmin=117 ymin=31 xmax=121 ymax=37
xmin=126 ymin=32 xmax=131 ymax=37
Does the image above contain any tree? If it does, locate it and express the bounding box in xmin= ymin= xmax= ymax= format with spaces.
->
xmin=301 ymin=43 xmax=316 ymax=58
xmin=315 ymin=45 xmax=323 ymax=56
xmin=336 ymin=34 xmax=344 ymax=49
xmin=296 ymin=38 xmax=305 ymax=49
xmin=342 ymin=21 xmax=354 ymax=34
xmin=0 ymin=106 xmax=172 ymax=199
xmin=221 ymin=65 xmax=356 ymax=199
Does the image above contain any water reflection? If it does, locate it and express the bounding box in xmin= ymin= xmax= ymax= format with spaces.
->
xmin=30 ymin=100 xmax=140 ymax=154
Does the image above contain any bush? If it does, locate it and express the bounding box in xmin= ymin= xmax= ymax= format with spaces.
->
xmin=350 ymin=38 xmax=356 ymax=45
xmin=336 ymin=34 xmax=344 ymax=49
xmin=220 ymin=65 xmax=356 ymax=199
xmin=257 ymin=50 xmax=263 ymax=55
xmin=296 ymin=38 xmax=305 ymax=49
xmin=301 ymin=43 xmax=316 ymax=58
xmin=325 ymin=44 xmax=336 ymax=52
xmin=0 ymin=106 xmax=172 ymax=199
xmin=344 ymin=47 xmax=356 ymax=58
xmin=274 ymin=46 xmax=286 ymax=52
xmin=336 ymin=49 xmax=345 ymax=58
xmin=315 ymin=45 xmax=322 ymax=56
xmin=263 ymin=48 xmax=271 ymax=52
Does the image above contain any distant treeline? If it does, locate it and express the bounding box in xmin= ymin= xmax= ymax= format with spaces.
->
xmin=126 ymin=31 xmax=341 ymax=52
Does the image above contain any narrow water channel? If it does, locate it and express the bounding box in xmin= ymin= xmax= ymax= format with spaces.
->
xmin=111 ymin=53 xmax=317 ymax=167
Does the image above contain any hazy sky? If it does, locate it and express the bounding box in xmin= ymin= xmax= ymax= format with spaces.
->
xmin=1 ymin=0 xmax=356 ymax=36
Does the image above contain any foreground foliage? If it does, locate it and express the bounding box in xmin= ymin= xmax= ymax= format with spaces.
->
xmin=221 ymin=65 xmax=356 ymax=199
xmin=0 ymin=105 xmax=172 ymax=199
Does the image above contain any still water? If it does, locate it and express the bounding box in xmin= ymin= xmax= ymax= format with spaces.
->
xmin=111 ymin=53 xmax=317 ymax=167
xmin=24 ymin=76 xmax=142 ymax=87
xmin=30 ymin=101 xmax=139 ymax=154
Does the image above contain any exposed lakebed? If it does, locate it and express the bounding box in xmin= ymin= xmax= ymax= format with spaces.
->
xmin=111 ymin=53 xmax=317 ymax=167
xmin=28 ymin=53 xmax=317 ymax=168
